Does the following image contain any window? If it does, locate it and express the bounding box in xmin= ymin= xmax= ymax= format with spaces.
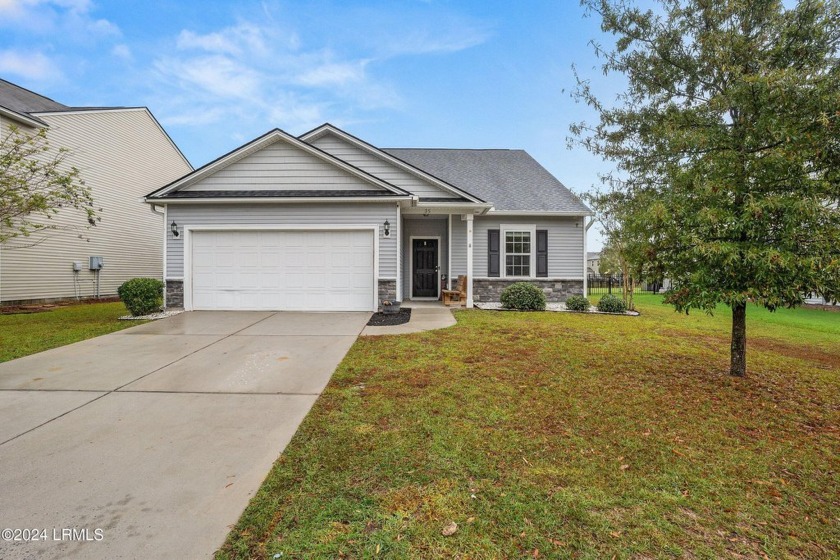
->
xmin=504 ymin=230 xmax=531 ymax=277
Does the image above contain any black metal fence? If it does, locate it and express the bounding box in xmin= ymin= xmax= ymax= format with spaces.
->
xmin=587 ymin=274 xmax=663 ymax=296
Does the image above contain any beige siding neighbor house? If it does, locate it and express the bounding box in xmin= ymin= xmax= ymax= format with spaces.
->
xmin=0 ymin=79 xmax=192 ymax=303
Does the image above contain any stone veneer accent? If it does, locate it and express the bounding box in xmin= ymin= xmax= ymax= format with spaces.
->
xmin=473 ymin=279 xmax=584 ymax=303
xmin=165 ymin=280 xmax=184 ymax=308
xmin=378 ymin=279 xmax=397 ymax=307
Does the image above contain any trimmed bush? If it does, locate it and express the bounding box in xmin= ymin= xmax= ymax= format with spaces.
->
xmin=118 ymin=277 xmax=164 ymax=316
xmin=597 ymin=294 xmax=627 ymax=313
xmin=565 ymin=294 xmax=591 ymax=312
xmin=500 ymin=282 xmax=546 ymax=311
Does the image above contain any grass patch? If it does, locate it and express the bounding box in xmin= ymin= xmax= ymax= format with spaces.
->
xmin=0 ymin=302 xmax=140 ymax=363
xmin=218 ymin=296 xmax=839 ymax=559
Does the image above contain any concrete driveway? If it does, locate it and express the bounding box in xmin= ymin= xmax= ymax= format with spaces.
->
xmin=0 ymin=311 xmax=369 ymax=560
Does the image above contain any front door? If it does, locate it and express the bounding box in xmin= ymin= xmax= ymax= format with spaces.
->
xmin=412 ymin=238 xmax=438 ymax=298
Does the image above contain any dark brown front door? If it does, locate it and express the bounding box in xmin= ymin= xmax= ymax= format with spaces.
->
xmin=412 ymin=239 xmax=438 ymax=298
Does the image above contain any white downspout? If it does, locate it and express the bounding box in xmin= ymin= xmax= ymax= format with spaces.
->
xmin=465 ymin=214 xmax=474 ymax=308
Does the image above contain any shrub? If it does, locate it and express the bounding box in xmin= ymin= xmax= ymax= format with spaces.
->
xmin=500 ymin=282 xmax=546 ymax=311
xmin=118 ymin=278 xmax=164 ymax=316
xmin=565 ymin=294 xmax=591 ymax=312
xmin=597 ymin=294 xmax=627 ymax=313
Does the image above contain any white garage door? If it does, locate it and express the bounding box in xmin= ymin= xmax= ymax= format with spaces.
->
xmin=190 ymin=229 xmax=375 ymax=311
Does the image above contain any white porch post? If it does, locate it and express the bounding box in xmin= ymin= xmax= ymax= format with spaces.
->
xmin=465 ymin=213 xmax=474 ymax=308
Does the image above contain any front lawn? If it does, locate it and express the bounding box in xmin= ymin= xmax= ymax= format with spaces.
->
xmin=219 ymin=297 xmax=839 ymax=559
xmin=0 ymin=301 xmax=139 ymax=363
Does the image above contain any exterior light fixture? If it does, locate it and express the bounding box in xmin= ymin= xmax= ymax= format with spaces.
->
xmin=383 ymin=220 xmax=390 ymax=237
xmin=171 ymin=221 xmax=180 ymax=237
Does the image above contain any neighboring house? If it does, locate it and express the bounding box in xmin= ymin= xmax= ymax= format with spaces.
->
xmin=0 ymin=79 xmax=192 ymax=304
xmin=586 ymin=251 xmax=601 ymax=275
xmin=145 ymin=124 xmax=592 ymax=311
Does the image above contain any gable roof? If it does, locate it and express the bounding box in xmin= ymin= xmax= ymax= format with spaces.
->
xmin=147 ymin=128 xmax=411 ymax=200
xmin=299 ymin=124 xmax=485 ymax=203
xmin=384 ymin=148 xmax=592 ymax=214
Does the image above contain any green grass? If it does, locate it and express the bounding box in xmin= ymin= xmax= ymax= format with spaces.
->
xmin=0 ymin=302 xmax=140 ymax=363
xmin=218 ymin=297 xmax=839 ymax=559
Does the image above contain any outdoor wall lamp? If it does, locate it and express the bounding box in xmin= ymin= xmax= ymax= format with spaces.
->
xmin=383 ymin=220 xmax=390 ymax=237
xmin=171 ymin=221 xmax=180 ymax=237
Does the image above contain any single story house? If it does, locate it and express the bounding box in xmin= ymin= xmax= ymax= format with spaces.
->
xmin=145 ymin=124 xmax=592 ymax=311
xmin=0 ymin=78 xmax=192 ymax=303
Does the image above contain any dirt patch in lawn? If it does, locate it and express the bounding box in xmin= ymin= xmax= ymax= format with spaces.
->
xmin=660 ymin=328 xmax=840 ymax=370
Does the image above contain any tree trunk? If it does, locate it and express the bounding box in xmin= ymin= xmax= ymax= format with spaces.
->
xmin=730 ymin=302 xmax=747 ymax=377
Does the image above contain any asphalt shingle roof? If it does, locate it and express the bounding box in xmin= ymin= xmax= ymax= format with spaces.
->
xmin=384 ymin=148 xmax=591 ymax=213
xmin=0 ymin=78 xmax=68 ymax=114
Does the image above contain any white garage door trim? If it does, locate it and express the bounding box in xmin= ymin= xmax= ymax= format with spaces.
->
xmin=183 ymin=225 xmax=379 ymax=311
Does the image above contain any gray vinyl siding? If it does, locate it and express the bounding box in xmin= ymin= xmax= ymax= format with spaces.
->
xmin=166 ymin=203 xmax=398 ymax=278
xmin=401 ymin=216 xmax=448 ymax=298
xmin=181 ymin=141 xmax=380 ymax=191
xmin=310 ymin=134 xmax=460 ymax=199
xmin=450 ymin=218 xmax=468 ymax=278
xmin=473 ymin=216 xmax=584 ymax=279
xmin=0 ymin=109 xmax=191 ymax=302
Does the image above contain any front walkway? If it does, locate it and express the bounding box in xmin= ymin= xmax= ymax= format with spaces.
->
xmin=361 ymin=303 xmax=457 ymax=336
xmin=0 ymin=311 xmax=369 ymax=560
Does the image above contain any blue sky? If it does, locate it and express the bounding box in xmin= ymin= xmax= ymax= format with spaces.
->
xmin=0 ymin=0 xmax=618 ymax=250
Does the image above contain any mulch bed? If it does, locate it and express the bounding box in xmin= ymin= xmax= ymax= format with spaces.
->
xmin=366 ymin=308 xmax=412 ymax=326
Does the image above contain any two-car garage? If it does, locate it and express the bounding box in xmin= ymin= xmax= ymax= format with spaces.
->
xmin=187 ymin=228 xmax=376 ymax=312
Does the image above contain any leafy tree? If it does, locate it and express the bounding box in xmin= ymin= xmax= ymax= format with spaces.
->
xmin=1 ymin=125 xmax=99 ymax=244
xmin=583 ymin=189 xmax=642 ymax=310
xmin=572 ymin=0 xmax=840 ymax=376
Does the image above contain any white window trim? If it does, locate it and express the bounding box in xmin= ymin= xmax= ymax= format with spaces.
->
xmin=500 ymin=224 xmax=537 ymax=279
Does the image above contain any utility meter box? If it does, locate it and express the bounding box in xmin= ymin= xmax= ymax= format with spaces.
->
xmin=89 ymin=256 xmax=104 ymax=270
xmin=72 ymin=261 xmax=83 ymax=272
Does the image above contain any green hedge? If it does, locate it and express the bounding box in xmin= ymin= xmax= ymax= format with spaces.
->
xmin=597 ymin=294 xmax=627 ymax=313
xmin=500 ymin=282 xmax=546 ymax=311
xmin=118 ymin=278 xmax=164 ymax=316
xmin=565 ymin=294 xmax=591 ymax=312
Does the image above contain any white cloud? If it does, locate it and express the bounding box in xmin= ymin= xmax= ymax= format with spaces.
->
xmin=295 ymin=60 xmax=369 ymax=87
xmin=111 ymin=44 xmax=132 ymax=61
xmin=148 ymin=7 xmax=489 ymax=135
xmin=154 ymin=55 xmax=262 ymax=100
xmin=0 ymin=0 xmax=119 ymax=39
xmin=0 ymin=50 xmax=60 ymax=80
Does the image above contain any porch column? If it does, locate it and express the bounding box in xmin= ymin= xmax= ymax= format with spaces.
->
xmin=465 ymin=213 xmax=474 ymax=308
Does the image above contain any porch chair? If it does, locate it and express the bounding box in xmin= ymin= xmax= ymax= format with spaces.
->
xmin=442 ymin=275 xmax=467 ymax=306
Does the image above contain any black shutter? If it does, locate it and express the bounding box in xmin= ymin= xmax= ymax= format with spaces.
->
xmin=488 ymin=229 xmax=500 ymax=277
xmin=536 ymin=230 xmax=548 ymax=277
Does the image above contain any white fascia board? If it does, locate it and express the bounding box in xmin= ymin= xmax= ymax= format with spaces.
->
xmin=0 ymin=106 xmax=47 ymax=128
xmin=300 ymin=125 xmax=485 ymax=203
xmin=401 ymin=202 xmax=492 ymax=215
xmin=149 ymin=128 xmax=408 ymax=199
xmin=144 ymin=196 xmax=413 ymax=205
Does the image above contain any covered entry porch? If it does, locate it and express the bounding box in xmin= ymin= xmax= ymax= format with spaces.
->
xmin=397 ymin=205 xmax=480 ymax=308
